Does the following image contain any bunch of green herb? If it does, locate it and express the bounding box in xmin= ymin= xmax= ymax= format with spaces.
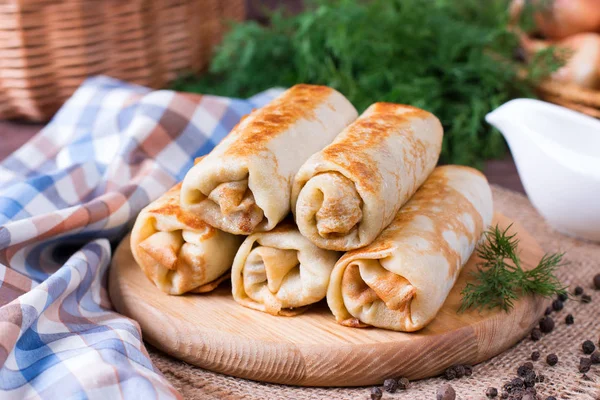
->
xmin=174 ymin=0 xmax=563 ymax=167
xmin=460 ymin=224 xmax=567 ymax=313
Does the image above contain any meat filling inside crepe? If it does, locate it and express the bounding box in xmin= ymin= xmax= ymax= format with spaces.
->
xmin=131 ymin=183 xmax=243 ymax=295
xmin=327 ymin=166 xmax=493 ymax=331
xmin=292 ymin=103 xmax=443 ymax=251
xmin=180 ymin=84 xmax=358 ymax=235
xmin=232 ymin=222 xmax=341 ymax=316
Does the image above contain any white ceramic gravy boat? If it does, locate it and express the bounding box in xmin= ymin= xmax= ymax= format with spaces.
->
xmin=486 ymin=99 xmax=600 ymax=242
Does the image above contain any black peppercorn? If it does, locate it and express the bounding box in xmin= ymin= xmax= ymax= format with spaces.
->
xmin=486 ymin=387 xmax=498 ymax=398
xmin=436 ymin=384 xmax=456 ymax=400
xmin=539 ymin=317 xmax=555 ymax=333
xmin=544 ymin=306 xmax=552 ymax=316
xmin=579 ymin=357 xmax=592 ymax=373
xmin=397 ymin=376 xmax=409 ymax=390
xmin=443 ymin=367 xmax=456 ymax=380
xmin=594 ymin=273 xmax=600 ymax=290
xmin=523 ymin=362 xmax=533 ymax=370
xmin=453 ymin=365 xmax=465 ymax=379
xmin=583 ymin=340 xmax=596 ymax=354
xmin=582 ymin=294 xmax=592 ymax=303
xmin=523 ymin=371 xmax=536 ymax=388
xmin=591 ymin=351 xmax=600 ymax=364
xmin=531 ymin=328 xmax=542 ymax=341
xmin=574 ymin=286 xmax=584 ymax=295
xmin=383 ymin=377 xmax=398 ymax=393
xmin=565 ymin=314 xmax=574 ymax=325
xmin=558 ymin=292 xmax=568 ymax=302
xmin=370 ymin=387 xmax=382 ymax=400
xmin=517 ymin=365 xmax=529 ymax=377
xmin=463 ymin=365 xmax=472 ymax=377
xmin=552 ymin=299 xmax=563 ymax=311
xmin=531 ymin=351 xmax=540 ymax=361
xmin=511 ymin=377 xmax=524 ymax=389
xmin=546 ymin=397 xmax=557 ymax=400
xmin=547 ymin=353 xmax=558 ymax=366
xmin=500 ymin=391 xmax=508 ymax=399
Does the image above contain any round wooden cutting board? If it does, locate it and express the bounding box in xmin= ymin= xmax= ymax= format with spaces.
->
xmin=109 ymin=213 xmax=548 ymax=387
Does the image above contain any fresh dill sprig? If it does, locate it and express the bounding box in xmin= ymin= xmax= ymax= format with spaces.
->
xmin=527 ymin=46 xmax=570 ymax=83
xmin=459 ymin=224 xmax=567 ymax=313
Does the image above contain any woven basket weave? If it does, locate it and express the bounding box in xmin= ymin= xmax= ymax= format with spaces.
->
xmin=0 ymin=0 xmax=246 ymax=121
xmin=535 ymin=80 xmax=600 ymax=118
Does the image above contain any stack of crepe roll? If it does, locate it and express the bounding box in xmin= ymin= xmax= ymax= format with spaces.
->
xmin=131 ymin=84 xmax=494 ymax=332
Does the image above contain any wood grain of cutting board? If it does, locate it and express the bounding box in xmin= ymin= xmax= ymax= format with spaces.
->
xmin=109 ymin=213 xmax=548 ymax=387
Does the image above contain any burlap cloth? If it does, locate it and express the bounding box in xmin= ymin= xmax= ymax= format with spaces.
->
xmin=148 ymin=186 xmax=600 ymax=399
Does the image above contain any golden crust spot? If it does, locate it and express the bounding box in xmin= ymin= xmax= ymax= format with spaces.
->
xmin=321 ymin=103 xmax=434 ymax=194
xmin=371 ymin=102 xmax=431 ymax=117
xmin=222 ymin=84 xmax=334 ymax=158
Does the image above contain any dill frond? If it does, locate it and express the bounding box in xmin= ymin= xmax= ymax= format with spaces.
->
xmin=460 ymin=224 xmax=567 ymax=313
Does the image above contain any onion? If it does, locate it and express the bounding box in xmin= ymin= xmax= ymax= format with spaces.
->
xmin=534 ymin=0 xmax=600 ymax=39
xmin=551 ymin=33 xmax=600 ymax=89
xmin=523 ymin=33 xmax=600 ymax=89
xmin=510 ymin=0 xmax=600 ymax=39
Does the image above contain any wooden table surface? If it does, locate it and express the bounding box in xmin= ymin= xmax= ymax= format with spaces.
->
xmin=0 ymin=120 xmax=525 ymax=194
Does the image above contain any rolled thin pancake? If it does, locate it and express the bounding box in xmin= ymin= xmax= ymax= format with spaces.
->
xmin=232 ymin=222 xmax=341 ymax=316
xmin=131 ymin=183 xmax=243 ymax=295
xmin=292 ymin=102 xmax=443 ymax=251
xmin=327 ymin=166 xmax=493 ymax=332
xmin=180 ymin=84 xmax=358 ymax=235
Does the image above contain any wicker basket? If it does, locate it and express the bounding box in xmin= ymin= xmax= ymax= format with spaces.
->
xmin=516 ymin=32 xmax=600 ymax=119
xmin=0 ymin=0 xmax=246 ymax=121
xmin=535 ymin=80 xmax=600 ymax=118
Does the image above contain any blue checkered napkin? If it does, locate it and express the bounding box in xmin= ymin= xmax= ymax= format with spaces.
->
xmin=0 ymin=75 xmax=283 ymax=399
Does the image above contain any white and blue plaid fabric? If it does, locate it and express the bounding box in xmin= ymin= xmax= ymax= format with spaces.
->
xmin=0 ymin=76 xmax=282 ymax=399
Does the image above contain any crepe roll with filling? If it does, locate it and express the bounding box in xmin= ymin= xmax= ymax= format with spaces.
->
xmin=292 ymin=103 xmax=443 ymax=251
xmin=232 ymin=222 xmax=341 ymax=316
xmin=131 ymin=183 xmax=243 ymax=295
xmin=180 ymin=84 xmax=358 ymax=235
xmin=327 ymin=166 xmax=493 ymax=332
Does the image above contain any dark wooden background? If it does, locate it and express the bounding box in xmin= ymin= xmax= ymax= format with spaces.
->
xmin=0 ymin=0 xmax=524 ymax=193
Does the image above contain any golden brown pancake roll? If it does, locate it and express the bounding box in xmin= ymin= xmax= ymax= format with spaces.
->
xmin=291 ymin=103 xmax=443 ymax=251
xmin=231 ymin=222 xmax=341 ymax=316
xmin=327 ymin=166 xmax=493 ymax=332
xmin=180 ymin=84 xmax=358 ymax=235
xmin=131 ymin=183 xmax=243 ymax=295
